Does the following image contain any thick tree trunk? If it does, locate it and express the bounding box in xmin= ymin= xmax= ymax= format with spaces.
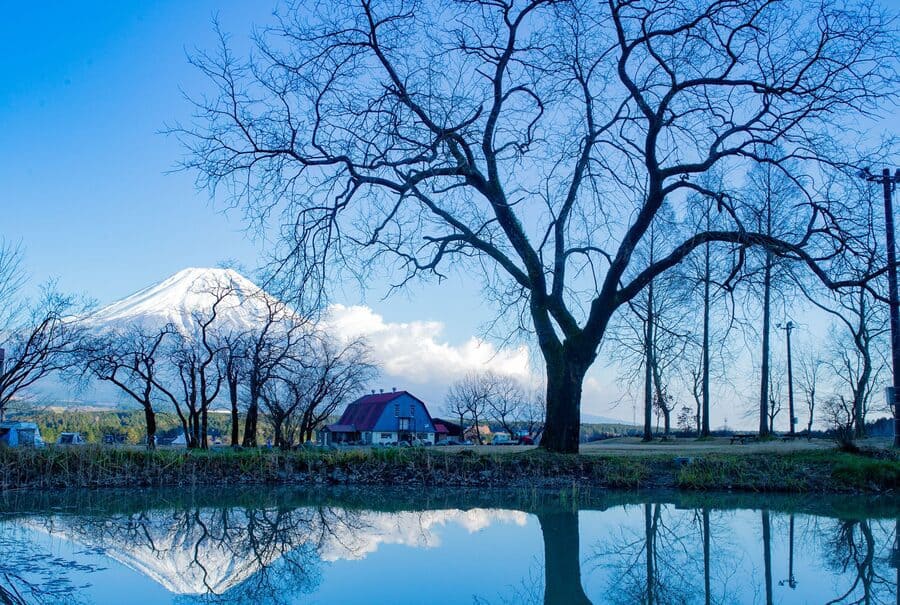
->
xmin=695 ymin=400 xmax=702 ymax=437
xmin=759 ymin=255 xmax=772 ymax=436
xmin=190 ymin=409 xmax=200 ymax=449
xmin=703 ymin=508 xmax=711 ymax=605
xmin=762 ymin=510 xmax=773 ymax=605
xmin=540 ymin=350 xmax=589 ymax=453
xmin=178 ymin=417 xmax=190 ymax=449
xmin=538 ymin=511 xmax=593 ymax=605
xmin=242 ymin=404 xmax=258 ymax=447
xmin=806 ymin=390 xmax=815 ymax=434
xmin=643 ymin=282 xmax=655 ymax=442
xmin=645 ymin=503 xmax=656 ymax=604
xmin=701 ymin=239 xmax=711 ymax=437
xmin=143 ymin=405 xmax=156 ymax=451
xmin=273 ymin=417 xmax=285 ymax=450
xmin=201 ymin=406 xmax=209 ymax=449
xmin=853 ymin=377 xmax=868 ymax=439
xmin=229 ymin=375 xmax=240 ymax=446
xmin=242 ymin=375 xmax=260 ymax=447
xmin=853 ymin=302 xmax=870 ymax=439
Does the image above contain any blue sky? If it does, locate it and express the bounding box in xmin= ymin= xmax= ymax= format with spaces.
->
xmin=1 ymin=2 xmax=266 ymax=298
xmin=2 ymin=1 xmax=897 ymax=425
xmin=0 ymin=0 xmax=487 ymax=333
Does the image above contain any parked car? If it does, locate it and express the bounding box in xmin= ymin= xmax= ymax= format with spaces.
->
xmin=517 ymin=435 xmax=534 ymax=445
xmin=103 ymin=433 xmax=126 ymax=445
xmin=437 ymin=438 xmax=474 ymax=446
xmin=490 ymin=434 xmax=515 ymax=445
xmin=56 ymin=432 xmax=86 ymax=445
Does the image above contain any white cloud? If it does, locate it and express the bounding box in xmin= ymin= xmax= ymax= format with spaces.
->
xmin=325 ymin=304 xmax=531 ymax=387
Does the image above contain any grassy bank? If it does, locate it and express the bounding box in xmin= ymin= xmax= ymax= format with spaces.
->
xmin=0 ymin=446 xmax=897 ymax=493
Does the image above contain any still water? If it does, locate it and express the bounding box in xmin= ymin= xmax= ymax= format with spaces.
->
xmin=0 ymin=487 xmax=896 ymax=604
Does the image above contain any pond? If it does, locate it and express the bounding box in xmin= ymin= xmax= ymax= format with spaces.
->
xmin=0 ymin=487 xmax=896 ymax=604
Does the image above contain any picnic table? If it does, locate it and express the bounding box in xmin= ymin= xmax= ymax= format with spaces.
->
xmin=780 ymin=430 xmax=813 ymax=442
xmin=729 ymin=434 xmax=759 ymax=445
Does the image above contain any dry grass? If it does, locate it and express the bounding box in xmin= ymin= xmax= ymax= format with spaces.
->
xmin=0 ymin=441 xmax=896 ymax=493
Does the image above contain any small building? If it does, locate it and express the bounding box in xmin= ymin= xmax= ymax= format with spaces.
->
xmin=322 ymin=390 xmax=438 ymax=446
xmin=464 ymin=424 xmax=492 ymax=444
xmin=0 ymin=421 xmax=45 ymax=447
xmin=431 ymin=418 xmax=463 ymax=440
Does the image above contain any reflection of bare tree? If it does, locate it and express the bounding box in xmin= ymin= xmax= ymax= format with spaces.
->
xmin=0 ymin=525 xmax=99 ymax=604
xmin=702 ymin=509 xmax=711 ymax=605
xmin=823 ymin=519 xmax=894 ymax=605
xmin=32 ymin=503 xmax=369 ymax=604
xmin=4 ymin=490 xmax=900 ymax=604
xmin=778 ymin=514 xmax=798 ymax=591
xmin=591 ymin=502 xmax=752 ymax=605
xmin=538 ymin=510 xmax=592 ymax=605
xmin=592 ymin=503 xmax=699 ymax=604
xmin=762 ymin=511 xmax=774 ymax=605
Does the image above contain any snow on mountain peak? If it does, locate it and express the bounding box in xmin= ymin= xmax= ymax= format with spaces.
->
xmin=88 ymin=267 xmax=284 ymax=334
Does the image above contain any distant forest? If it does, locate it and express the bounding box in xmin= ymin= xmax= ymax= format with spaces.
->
xmin=11 ymin=410 xmax=234 ymax=446
xmin=13 ymin=408 xmax=642 ymax=446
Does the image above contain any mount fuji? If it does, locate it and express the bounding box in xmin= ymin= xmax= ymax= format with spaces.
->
xmin=53 ymin=267 xmax=536 ymax=410
xmin=87 ymin=267 xmax=283 ymax=334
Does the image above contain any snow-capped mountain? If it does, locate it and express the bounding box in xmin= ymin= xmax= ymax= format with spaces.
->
xmin=87 ymin=267 xmax=284 ymax=334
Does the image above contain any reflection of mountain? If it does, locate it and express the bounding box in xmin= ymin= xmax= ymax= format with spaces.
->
xmin=23 ymin=507 xmax=526 ymax=597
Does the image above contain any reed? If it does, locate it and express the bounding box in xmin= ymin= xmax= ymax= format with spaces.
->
xmin=0 ymin=446 xmax=895 ymax=493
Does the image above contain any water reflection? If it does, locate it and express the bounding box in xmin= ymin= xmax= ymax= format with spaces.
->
xmin=0 ymin=489 xmax=897 ymax=604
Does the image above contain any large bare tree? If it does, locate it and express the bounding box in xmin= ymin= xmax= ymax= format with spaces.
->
xmin=801 ymin=183 xmax=889 ymax=438
xmin=446 ymin=373 xmax=494 ymax=444
xmin=0 ymin=286 xmax=88 ymax=421
xmin=178 ymin=0 xmax=895 ymax=451
xmin=261 ymin=335 xmax=374 ymax=449
xmin=149 ymin=281 xmax=235 ymax=449
xmin=80 ymin=325 xmax=174 ymax=449
xmin=241 ymin=292 xmax=308 ymax=447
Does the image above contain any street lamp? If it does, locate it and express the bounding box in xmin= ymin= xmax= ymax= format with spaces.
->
xmin=859 ymin=168 xmax=900 ymax=447
xmin=776 ymin=321 xmax=796 ymax=435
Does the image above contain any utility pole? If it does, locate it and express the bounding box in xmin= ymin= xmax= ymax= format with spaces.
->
xmin=860 ymin=168 xmax=900 ymax=448
xmin=779 ymin=514 xmax=798 ymax=590
xmin=777 ymin=321 xmax=796 ymax=435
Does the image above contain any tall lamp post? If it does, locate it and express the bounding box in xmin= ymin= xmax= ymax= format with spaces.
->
xmin=777 ymin=322 xmax=796 ymax=435
xmin=860 ymin=168 xmax=900 ymax=447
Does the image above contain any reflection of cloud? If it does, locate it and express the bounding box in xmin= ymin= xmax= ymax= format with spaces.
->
xmin=319 ymin=508 xmax=528 ymax=561
xmin=325 ymin=304 xmax=531 ymax=384
xmin=21 ymin=507 xmax=526 ymax=597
